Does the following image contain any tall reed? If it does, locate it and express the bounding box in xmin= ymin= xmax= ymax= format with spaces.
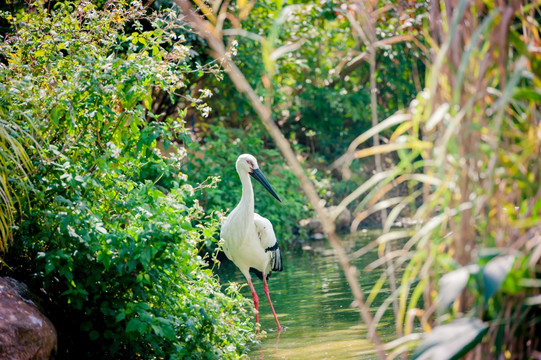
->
xmin=341 ymin=0 xmax=541 ymax=358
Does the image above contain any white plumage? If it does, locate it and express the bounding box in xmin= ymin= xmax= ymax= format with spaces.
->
xmin=221 ymin=154 xmax=283 ymax=331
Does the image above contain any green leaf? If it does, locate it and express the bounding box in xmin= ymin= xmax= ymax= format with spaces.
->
xmin=54 ymin=195 xmax=73 ymax=207
xmin=501 ymin=256 xmax=528 ymax=295
xmin=203 ymin=228 xmax=213 ymax=238
xmin=115 ymin=312 xmax=126 ymax=323
xmin=141 ymin=247 xmax=151 ymax=267
xmin=89 ymin=330 xmax=100 ymax=341
xmin=512 ymin=88 xmax=541 ymax=103
xmin=144 ymin=96 xmax=152 ymax=111
xmin=151 ymin=324 xmax=163 ymax=337
xmin=508 ymin=29 xmax=528 ymax=58
xmin=156 ymin=318 xmax=177 ymax=340
xmin=126 ymin=318 xmax=143 ymax=333
xmin=413 ymin=318 xmax=488 ymax=360
xmin=51 ymin=105 xmax=64 ymax=124
xmin=45 ymin=259 xmax=55 ymax=274
xmin=80 ymin=320 xmax=93 ymax=332
xmin=482 ymin=255 xmax=515 ymax=303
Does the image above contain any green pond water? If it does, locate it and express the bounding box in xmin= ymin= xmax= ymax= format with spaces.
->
xmin=216 ymin=230 xmax=397 ymax=360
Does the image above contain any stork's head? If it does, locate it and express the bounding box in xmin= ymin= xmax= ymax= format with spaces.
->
xmin=236 ymin=154 xmax=281 ymax=203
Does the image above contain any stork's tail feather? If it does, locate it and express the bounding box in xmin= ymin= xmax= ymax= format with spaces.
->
xmin=249 ymin=244 xmax=283 ymax=281
xmin=272 ymin=248 xmax=283 ymax=272
xmin=265 ymin=243 xmax=283 ymax=272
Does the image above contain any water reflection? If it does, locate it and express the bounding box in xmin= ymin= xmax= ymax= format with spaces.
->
xmin=216 ymin=231 xmax=396 ymax=360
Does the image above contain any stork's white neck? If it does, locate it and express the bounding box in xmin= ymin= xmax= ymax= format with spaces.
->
xmin=238 ymin=170 xmax=254 ymax=216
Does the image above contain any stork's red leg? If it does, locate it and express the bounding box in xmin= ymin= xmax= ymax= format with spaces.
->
xmin=263 ymin=275 xmax=282 ymax=332
xmin=247 ymin=278 xmax=259 ymax=324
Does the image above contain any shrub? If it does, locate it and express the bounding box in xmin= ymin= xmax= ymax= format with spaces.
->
xmin=1 ymin=1 xmax=255 ymax=358
xmin=13 ymin=148 xmax=255 ymax=359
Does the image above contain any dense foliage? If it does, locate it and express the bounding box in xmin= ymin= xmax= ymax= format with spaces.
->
xmin=2 ymin=0 xmax=538 ymax=359
xmin=0 ymin=2 xmax=254 ymax=358
xmin=198 ymin=1 xmax=426 ymax=160
xmin=170 ymin=0 xmax=428 ymax=239
xmin=341 ymin=0 xmax=541 ymax=358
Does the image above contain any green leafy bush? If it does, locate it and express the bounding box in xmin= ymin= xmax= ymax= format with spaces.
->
xmin=1 ymin=1 xmax=255 ymax=358
xmin=14 ymin=149 xmax=255 ymax=359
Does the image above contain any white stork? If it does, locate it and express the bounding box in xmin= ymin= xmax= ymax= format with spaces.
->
xmin=220 ymin=154 xmax=283 ymax=332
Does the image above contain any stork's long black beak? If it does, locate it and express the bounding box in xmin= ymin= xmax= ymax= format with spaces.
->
xmin=250 ymin=168 xmax=282 ymax=203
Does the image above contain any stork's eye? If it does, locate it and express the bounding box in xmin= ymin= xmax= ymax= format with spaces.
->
xmin=247 ymin=160 xmax=254 ymax=168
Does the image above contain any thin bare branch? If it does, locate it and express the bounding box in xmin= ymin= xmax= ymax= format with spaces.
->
xmin=222 ymin=28 xmax=264 ymax=42
xmin=269 ymin=40 xmax=306 ymax=61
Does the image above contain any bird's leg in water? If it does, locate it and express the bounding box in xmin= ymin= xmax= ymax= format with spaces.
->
xmin=247 ymin=278 xmax=259 ymax=324
xmin=263 ymin=275 xmax=282 ymax=332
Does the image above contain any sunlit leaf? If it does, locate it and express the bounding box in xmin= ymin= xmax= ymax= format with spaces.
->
xmin=354 ymin=141 xmax=432 ymax=159
xmin=425 ymin=103 xmax=449 ymax=131
xmin=347 ymin=112 xmax=411 ymax=152
xmin=412 ymin=318 xmax=488 ymax=360
xmin=437 ymin=264 xmax=479 ymax=313
xmin=95 ymin=224 xmax=108 ymax=234
xmin=519 ymin=278 xmax=541 ymax=287
xmin=389 ymin=121 xmax=413 ymax=143
xmin=524 ymin=295 xmax=541 ymax=306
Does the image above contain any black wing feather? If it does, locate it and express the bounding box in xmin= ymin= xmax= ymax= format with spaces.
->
xmin=265 ymin=243 xmax=283 ymax=272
